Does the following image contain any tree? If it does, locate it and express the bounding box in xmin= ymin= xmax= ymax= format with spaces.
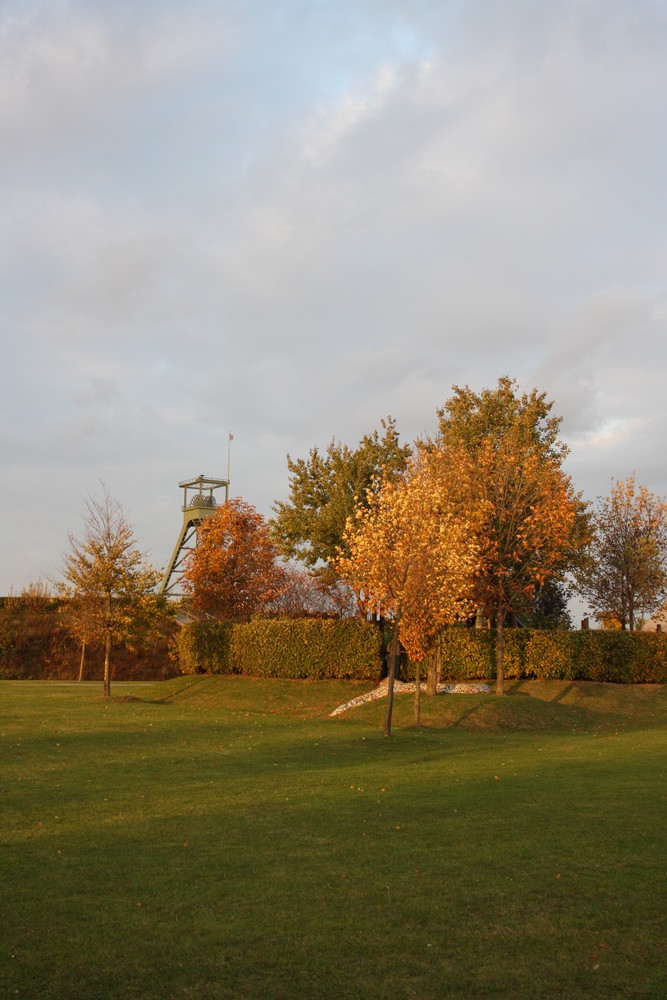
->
xmin=336 ymin=445 xmax=478 ymax=735
xmin=62 ymin=585 xmax=100 ymax=682
xmin=183 ymin=498 xmax=285 ymax=620
xmin=57 ymin=485 xmax=163 ymax=697
xmin=516 ymin=578 xmax=572 ymax=630
xmin=269 ymin=564 xmax=357 ymax=619
xmin=271 ymin=417 xmax=411 ymax=583
xmin=436 ymin=378 xmax=586 ymax=694
xmin=576 ymin=474 xmax=667 ymax=630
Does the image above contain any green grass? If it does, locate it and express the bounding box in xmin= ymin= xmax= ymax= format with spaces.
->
xmin=1 ymin=677 xmax=665 ymax=999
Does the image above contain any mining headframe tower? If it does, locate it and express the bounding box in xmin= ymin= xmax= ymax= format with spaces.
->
xmin=159 ymin=474 xmax=228 ymax=597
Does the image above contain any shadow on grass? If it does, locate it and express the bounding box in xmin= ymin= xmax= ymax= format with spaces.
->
xmin=111 ymin=676 xmax=215 ymax=705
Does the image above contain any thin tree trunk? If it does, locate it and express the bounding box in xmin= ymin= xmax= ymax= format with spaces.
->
xmin=427 ymin=646 xmax=437 ymax=696
xmin=78 ymin=639 xmax=86 ymax=682
xmin=103 ymin=633 xmax=112 ymax=698
xmin=436 ymin=633 xmax=442 ymax=688
xmin=384 ymin=628 xmax=399 ymax=738
xmin=495 ymin=613 xmax=505 ymax=696
xmin=414 ymin=657 xmax=421 ymax=727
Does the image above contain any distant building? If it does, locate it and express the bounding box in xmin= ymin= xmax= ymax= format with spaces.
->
xmin=642 ymin=602 xmax=667 ymax=632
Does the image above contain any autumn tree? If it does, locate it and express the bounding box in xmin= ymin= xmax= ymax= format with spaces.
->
xmin=576 ymin=474 xmax=667 ymax=630
xmin=61 ymin=584 xmax=100 ymax=682
xmin=272 ymin=417 xmax=411 ymax=584
xmin=436 ymin=378 xmax=586 ymax=694
xmin=183 ymin=498 xmax=285 ymax=620
xmin=336 ymin=446 xmax=478 ymax=735
xmin=57 ymin=485 xmax=163 ymax=697
xmin=269 ymin=564 xmax=357 ymax=619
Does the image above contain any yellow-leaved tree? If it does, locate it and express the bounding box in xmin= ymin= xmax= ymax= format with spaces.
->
xmin=336 ymin=445 xmax=478 ymax=736
xmin=57 ymin=485 xmax=164 ymax=697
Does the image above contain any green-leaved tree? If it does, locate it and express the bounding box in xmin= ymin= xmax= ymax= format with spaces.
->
xmin=271 ymin=417 xmax=411 ymax=585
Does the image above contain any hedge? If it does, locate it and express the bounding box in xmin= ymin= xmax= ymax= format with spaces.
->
xmin=179 ymin=619 xmax=667 ymax=684
xmin=178 ymin=618 xmax=383 ymax=681
xmin=403 ymin=628 xmax=667 ymax=684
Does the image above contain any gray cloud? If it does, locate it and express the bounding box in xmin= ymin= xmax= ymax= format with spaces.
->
xmin=1 ymin=0 xmax=666 ymax=594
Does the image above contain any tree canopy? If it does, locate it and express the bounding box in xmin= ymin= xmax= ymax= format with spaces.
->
xmin=183 ymin=498 xmax=285 ymax=621
xmin=576 ymin=474 xmax=667 ymax=630
xmin=56 ymin=485 xmax=163 ymax=697
xmin=433 ymin=378 xmax=586 ymax=693
xmin=271 ymin=417 xmax=411 ymax=583
xmin=336 ymin=443 xmax=479 ymax=733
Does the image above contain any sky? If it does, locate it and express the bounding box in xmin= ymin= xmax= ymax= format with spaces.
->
xmin=1 ymin=0 xmax=666 ymax=600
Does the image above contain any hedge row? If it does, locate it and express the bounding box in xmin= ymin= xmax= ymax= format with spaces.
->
xmin=405 ymin=628 xmax=667 ymax=684
xmin=179 ymin=620 xmax=667 ymax=684
xmin=178 ymin=618 xmax=383 ymax=681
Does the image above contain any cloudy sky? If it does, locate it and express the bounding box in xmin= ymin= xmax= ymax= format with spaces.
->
xmin=1 ymin=0 xmax=666 ymax=596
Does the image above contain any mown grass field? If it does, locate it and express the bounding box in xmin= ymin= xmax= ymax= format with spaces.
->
xmin=1 ymin=677 xmax=665 ymax=999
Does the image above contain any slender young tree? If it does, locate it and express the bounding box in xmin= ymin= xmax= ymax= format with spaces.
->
xmin=57 ymin=485 xmax=162 ymax=696
xmin=336 ymin=446 xmax=478 ymax=735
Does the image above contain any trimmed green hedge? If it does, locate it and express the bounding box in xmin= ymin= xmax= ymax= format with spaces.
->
xmin=404 ymin=628 xmax=667 ymax=684
xmin=179 ymin=620 xmax=667 ymax=684
xmin=178 ymin=618 xmax=383 ymax=681
xmin=178 ymin=621 xmax=236 ymax=676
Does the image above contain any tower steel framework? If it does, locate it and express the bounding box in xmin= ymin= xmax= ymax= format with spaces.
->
xmin=159 ymin=475 xmax=228 ymax=597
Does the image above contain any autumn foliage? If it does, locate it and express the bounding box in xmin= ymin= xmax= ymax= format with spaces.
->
xmin=576 ymin=474 xmax=667 ymax=630
xmin=183 ymin=498 xmax=285 ymax=620
xmin=336 ymin=445 xmax=479 ymax=733
xmin=337 ymin=379 xmax=585 ymax=715
xmin=56 ymin=485 xmax=163 ymax=696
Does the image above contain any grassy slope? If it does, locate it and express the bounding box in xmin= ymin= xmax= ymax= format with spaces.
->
xmin=1 ymin=678 xmax=665 ymax=999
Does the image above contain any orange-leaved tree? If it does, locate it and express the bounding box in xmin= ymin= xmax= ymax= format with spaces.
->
xmin=336 ymin=446 xmax=478 ymax=735
xmin=183 ymin=498 xmax=285 ymax=620
xmin=468 ymin=423 xmax=580 ymax=695
xmin=437 ymin=379 xmax=586 ymax=695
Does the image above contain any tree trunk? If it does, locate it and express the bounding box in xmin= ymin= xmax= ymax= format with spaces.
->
xmin=103 ymin=633 xmax=112 ymax=698
xmin=495 ymin=613 xmax=505 ymax=696
xmin=427 ymin=645 xmax=437 ymax=696
xmin=436 ymin=633 xmax=442 ymax=688
xmin=414 ymin=658 xmax=421 ymax=727
xmin=384 ymin=628 xmax=399 ymax=738
xmin=78 ymin=640 xmax=86 ymax=682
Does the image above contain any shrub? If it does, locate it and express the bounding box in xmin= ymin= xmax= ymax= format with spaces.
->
xmin=178 ymin=618 xmax=382 ymax=680
xmin=404 ymin=628 xmax=667 ymax=684
xmin=178 ymin=621 xmax=235 ymax=675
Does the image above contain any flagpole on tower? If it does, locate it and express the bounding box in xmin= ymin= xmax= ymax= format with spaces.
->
xmin=227 ymin=432 xmax=233 ymax=501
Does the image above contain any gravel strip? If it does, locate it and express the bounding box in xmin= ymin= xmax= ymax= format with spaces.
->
xmin=330 ymin=678 xmax=492 ymax=716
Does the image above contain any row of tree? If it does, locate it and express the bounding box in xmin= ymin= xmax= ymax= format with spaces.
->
xmin=55 ymin=379 xmax=667 ymax=712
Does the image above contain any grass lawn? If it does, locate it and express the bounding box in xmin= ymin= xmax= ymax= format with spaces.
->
xmin=1 ymin=677 xmax=665 ymax=999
